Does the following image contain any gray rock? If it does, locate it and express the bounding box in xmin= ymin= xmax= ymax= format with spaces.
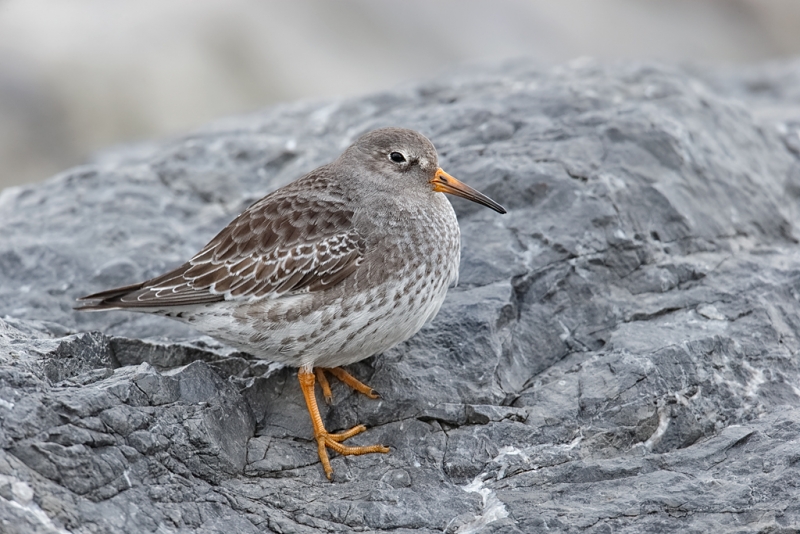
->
xmin=2 ymin=59 xmax=800 ymax=532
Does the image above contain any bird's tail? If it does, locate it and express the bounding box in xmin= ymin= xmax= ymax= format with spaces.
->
xmin=74 ymin=282 xmax=146 ymax=311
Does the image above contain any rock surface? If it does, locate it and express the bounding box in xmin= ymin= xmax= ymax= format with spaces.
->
xmin=2 ymin=59 xmax=800 ymax=533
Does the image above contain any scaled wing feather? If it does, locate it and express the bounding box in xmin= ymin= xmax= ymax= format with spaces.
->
xmin=82 ymin=173 xmax=365 ymax=309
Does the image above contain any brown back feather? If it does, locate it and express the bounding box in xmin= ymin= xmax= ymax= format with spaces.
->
xmin=77 ymin=167 xmax=366 ymax=309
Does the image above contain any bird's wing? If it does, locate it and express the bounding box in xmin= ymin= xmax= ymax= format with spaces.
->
xmin=78 ymin=176 xmax=365 ymax=309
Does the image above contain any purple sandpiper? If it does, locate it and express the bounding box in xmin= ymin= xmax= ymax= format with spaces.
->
xmin=77 ymin=128 xmax=506 ymax=479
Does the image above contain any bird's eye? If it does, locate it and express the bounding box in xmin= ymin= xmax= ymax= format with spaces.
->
xmin=389 ymin=152 xmax=406 ymax=163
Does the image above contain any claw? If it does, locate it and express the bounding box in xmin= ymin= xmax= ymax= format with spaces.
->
xmin=298 ymin=368 xmax=388 ymax=479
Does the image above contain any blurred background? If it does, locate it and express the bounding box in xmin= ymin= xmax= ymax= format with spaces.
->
xmin=2 ymin=0 xmax=800 ymax=191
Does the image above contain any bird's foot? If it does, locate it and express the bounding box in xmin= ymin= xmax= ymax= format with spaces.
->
xmin=315 ymin=366 xmax=379 ymax=404
xmin=314 ymin=425 xmax=390 ymax=479
xmin=299 ymin=368 xmax=389 ymax=480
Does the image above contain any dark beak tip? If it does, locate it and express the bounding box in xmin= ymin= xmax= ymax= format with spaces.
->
xmin=486 ymin=200 xmax=507 ymax=214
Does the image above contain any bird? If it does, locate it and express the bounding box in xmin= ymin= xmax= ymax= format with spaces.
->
xmin=77 ymin=127 xmax=506 ymax=479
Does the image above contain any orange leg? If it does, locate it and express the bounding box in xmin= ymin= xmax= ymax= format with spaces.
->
xmin=323 ymin=366 xmax=380 ymax=399
xmin=315 ymin=368 xmax=333 ymax=404
xmin=298 ymin=367 xmax=389 ymax=480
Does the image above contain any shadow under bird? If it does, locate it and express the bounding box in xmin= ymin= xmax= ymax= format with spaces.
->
xmin=77 ymin=127 xmax=506 ymax=480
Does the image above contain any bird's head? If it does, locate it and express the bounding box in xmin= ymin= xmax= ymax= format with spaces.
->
xmin=342 ymin=127 xmax=506 ymax=214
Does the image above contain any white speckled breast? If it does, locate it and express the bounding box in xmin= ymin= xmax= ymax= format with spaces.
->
xmin=184 ymin=193 xmax=461 ymax=367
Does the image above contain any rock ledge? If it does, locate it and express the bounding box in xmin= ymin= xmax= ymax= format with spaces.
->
xmin=2 ymin=59 xmax=800 ymax=533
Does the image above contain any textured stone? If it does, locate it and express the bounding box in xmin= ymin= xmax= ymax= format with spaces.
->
xmin=2 ymin=59 xmax=800 ymax=532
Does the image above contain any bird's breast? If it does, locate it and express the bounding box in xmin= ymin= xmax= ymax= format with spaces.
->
xmin=360 ymin=193 xmax=460 ymax=287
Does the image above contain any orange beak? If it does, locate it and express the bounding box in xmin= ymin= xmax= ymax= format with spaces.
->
xmin=430 ymin=168 xmax=506 ymax=214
